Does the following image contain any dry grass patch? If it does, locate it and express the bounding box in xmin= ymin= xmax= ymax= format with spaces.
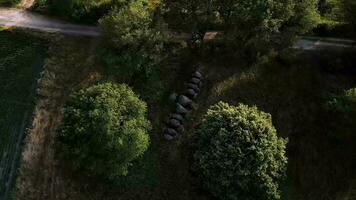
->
xmin=16 ymin=36 xmax=101 ymax=200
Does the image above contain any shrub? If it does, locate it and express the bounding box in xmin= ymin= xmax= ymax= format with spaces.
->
xmin=340 ymin=0 xmax=356 ymax=37
xmin=58 ymin=83 xmax=151 ymax=179
xmin=0 ymin=0 xmax=20 ymax=6
xmin=99 ymin=0 xmax=163 ymax=100
xmin=99 ymin=0 xmax=162 ymax=53
xmin=194 ymin=102 xmax=288 ymax=200
xmin=325 ymin=88 xmax=356 ymax=112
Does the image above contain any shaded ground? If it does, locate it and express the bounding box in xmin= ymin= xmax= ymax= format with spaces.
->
xmin=14 ymin=32 xmax=356 ymax=200
xmin=0 ymin=30 xmax=45 ymax=200
xmin=15 ymin=36 xmax=212 ymax=200
xmin=199 ymin=50 xmax=356 ymax=200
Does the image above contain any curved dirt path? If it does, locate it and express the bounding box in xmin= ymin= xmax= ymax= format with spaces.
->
xmin=0 ymin=6 xmax=355 ymax=48
xmin=0 ymin=8 xmax=101 ymax=36
xmin=292 ymin=37 xmax=356 ymax=51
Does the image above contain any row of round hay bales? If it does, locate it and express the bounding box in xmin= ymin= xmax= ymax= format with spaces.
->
xmin=164 ymin=70 xmax=203 ymax=140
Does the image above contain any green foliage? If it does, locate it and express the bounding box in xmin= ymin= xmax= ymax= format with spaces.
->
xmin=163 ymin=0 xmax=320 ymax=56
xmin=0 ymin=0 xmax=20 ymax=6
xmin=58 ymin=83 xmax=151 ymax=179
xmin=194 ymin=102 xmax=288 ymax=200
xmin=42 ymin=0 xmax=125 ymax=22
xmin=99 ymin=0 xmax=164 ymax=100
xmin=325 ymin=88 xmax=356 ymax=113
xmin=284 ymin=0 xmax=320 ymax=36
xmin=340 ymin=0 xmax=356 ymax=37
xmin=99 ymin=0 xmax=162 ymax=52
xmin=318 ymin=0 xmax=342 ymax=20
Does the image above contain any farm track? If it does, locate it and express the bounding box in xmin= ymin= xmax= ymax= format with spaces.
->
xmin=0 ymin=8 xmax=101 ymax=37
xmin=0 ymin=7 xmax=356 ymax=49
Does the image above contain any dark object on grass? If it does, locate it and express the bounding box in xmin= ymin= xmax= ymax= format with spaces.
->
xmin=197 ymin=80 xmax=203 ymax=88
xmin=164 ymin=133 xmax=174 ymax=140
xmin=171 ymin=113 xmax=185 ymax=122
xmin=187 ymin=83 xmax=200 ymax=92
xmin=177 ymin=104 xmax=189 ymax=114
xmin=178 ymin=95 xmax=193 ymax=109
xmin=190 ymin=77 xmax=201 ymax=84
xmin=168 ymin=119 xmax=181 ymax=128
xmin=164 ymin=127 xmax=178 ymax=137
xmin=193 ymin=71 xmax=203 ymax=79
xmin=185 ymin=89 xmax=197 ymax=99
xmin=176 ymin=125 xmax=185 ymax=133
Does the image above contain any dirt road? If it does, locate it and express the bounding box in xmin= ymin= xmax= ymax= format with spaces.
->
xmin=1 ymin=7 xmax=356 ymax=48
xmin=0 ymin=8 xmax=101 ymax=36
xmin=19 ymin=0 xmax=34 ymax=8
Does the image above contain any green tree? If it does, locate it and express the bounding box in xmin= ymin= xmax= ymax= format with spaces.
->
xmin=280 ymin=0 xmax=320 ymax=41
xmin=0 ymin=0 xmax=20 ymax=6
xmin=58 ymin=83 xmax=151 ymax=179
xmin=42 ymin=0 xmax=133 ymax=22
xmin=99 ymin=0 xmax=163 ymax=99
xmin=318 ymin=0 xmax=342 ymax=20
xmin=340 ymin=0 xmax=356 ymax=36
xmin=163 ymin=0 xmax=320 ymax=55
xmin=194 ymin=102 xmax=288 ymax=200
xmin=325 ymin=88 xmax=356 ymax=113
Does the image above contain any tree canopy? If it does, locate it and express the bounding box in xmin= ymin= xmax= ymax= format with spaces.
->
xmin=194 ymin=102 xmax=288 ymax=200
xmin=99 ymin=0 xmax=163 ymax=99
xmin=58 ymin=83 xmax=151 ymax=179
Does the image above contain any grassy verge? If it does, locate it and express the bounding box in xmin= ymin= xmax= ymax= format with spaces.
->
xmin=13 ymin=31 xmax=356 ymax=200
xmin=199 ymin=50 xmax=356 ymax=200
xmin=0 ymin=29 xmax=45 ymax=199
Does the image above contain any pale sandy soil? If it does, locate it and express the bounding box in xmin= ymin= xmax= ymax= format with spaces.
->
xmin=0 ymin=8 xmax=100 ymax=36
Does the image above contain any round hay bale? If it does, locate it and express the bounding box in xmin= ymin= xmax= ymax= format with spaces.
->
xmin=187 ymin=83 xmax=200 ymax=92
xmin=168 ymin=118 xmax=181 ymax=128
xmin=185 ymin=89 xmax=197 ymax=99
xmin=193 ymin=71 xmax=203 ymax=79
xmin=171 ymin=113 xmax=185 ymax=122
xmin=164 ymin=134 xmax=174 ymax=140
xmin=190 ymin=77 xmax=201 ymax=84
xmin=164 ymin=128 xmax=178 ymax=137
xmin=178 ymin=95 xmax=193 ymax=106
xmin=176 ymin=125 xmax=185 ymax=133
xmin=176 ymin=104 xmax=189 ymax=114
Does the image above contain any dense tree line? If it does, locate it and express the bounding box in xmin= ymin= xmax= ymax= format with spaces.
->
xmin=0 ymin=0 xmax=20 ymax=6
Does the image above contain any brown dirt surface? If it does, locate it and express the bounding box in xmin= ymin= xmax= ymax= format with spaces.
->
xmin=19 ymin=0 xmax=34 ymax=8
xmin=16 ymin=36 xmax=102 ymax=200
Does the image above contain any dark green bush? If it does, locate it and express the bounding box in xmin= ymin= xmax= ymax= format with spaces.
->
xmin=341 ymin=0 xmax=356 ymax=35
xmin=0 ymin=0 xmax=20 ymax=6
xmin=41 ymin=0 xmax=122 ymax=22
xmin=58 ymin=83 xmax=151 ymax=180
xmin=325 ymin=88 xmax=356 ymax=112
xmin=194 ymin=102 xmax=288 ymax=200
xmin=99 ymin=0 xmax=164 ymax=100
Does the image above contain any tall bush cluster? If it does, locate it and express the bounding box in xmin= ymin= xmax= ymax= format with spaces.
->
xmin=194 ymin=102 xmax=288 ymax=200
xmin=0 ymin=0 xmax=21 ymax=6
xmin=164 ymin=0 xmax=320 ymax=47
xmin=99 ymin=0 xmax=163 ymax=99
xmin=340 ymin=0 xmax=356 ymax=37
xmin=58 ymin=83 xmax=151 ymax=179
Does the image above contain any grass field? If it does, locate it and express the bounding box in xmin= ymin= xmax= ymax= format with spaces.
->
xmin=13 ymin=33 xmax=356 ymax=200
xmin=200 ymin=50 xmax=356 ymax=200
xmin=0 ymin=30 xmax=45 ymax=199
